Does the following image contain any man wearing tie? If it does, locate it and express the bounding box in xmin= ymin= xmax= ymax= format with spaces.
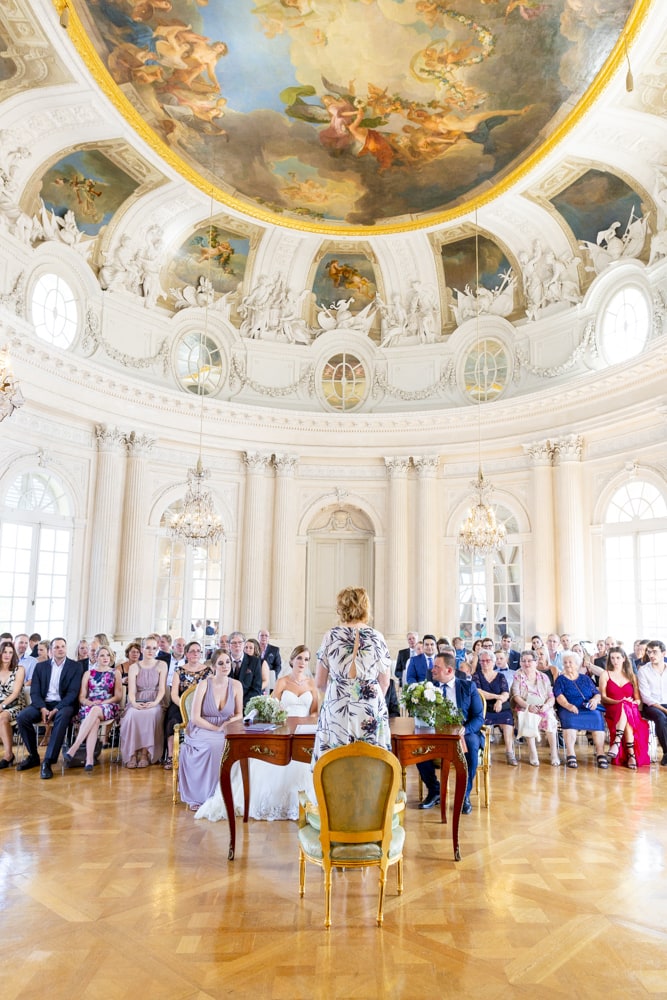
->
xmin=406 ymin=634 xmax=437 ymax=686
xmin=417 ymin=651 xmax=485 ymax=814
xmin=394 ymin=631 xmax=419 ymax=687
xmin=16 ymin=637 xmax=82 ymax=779
xmin=228 ymin=631 xmax=263 ymax=708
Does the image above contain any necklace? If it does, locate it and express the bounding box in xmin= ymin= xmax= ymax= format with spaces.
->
xmin=291 ymin=673 xmax=308 ymax=686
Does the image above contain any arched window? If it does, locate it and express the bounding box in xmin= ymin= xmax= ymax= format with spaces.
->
xmin=604 ymin=480 xmax=667 ymax=641
xmin=31 ymin=273 xmax=78 ymax=349
xmin=458 ymin=505 xmax=522 ymax=642
xmin=0 ymin=471 xmax=72 ymax=636
xmin=153 ymin=501 xmax=223 ymax=637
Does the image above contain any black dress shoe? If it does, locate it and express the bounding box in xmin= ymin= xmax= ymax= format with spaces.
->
xmin=418 ymin=790 xmax=440 ymax=809
xmin=40 ymin=761 xmax=53 ymax=780
xmin=462 ymin=796 xmax=472 ymax=814
xmin=17 ymin=755 xmax=40 ymax=771
xmin=0 ymin=755 xmax=15 ymax=769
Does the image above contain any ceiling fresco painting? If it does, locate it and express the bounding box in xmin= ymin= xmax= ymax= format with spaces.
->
xmin=313 ymin=252 xmax=377 ymax=311
xmin=39 ymin=149 xmax=141 ymax=235
xmin=165 ymin=223 xmax=250 ymax=307
xmin=549 ymin=169 xmax=647 ymax=250
xmin=69 ymin=0 xmax=642 ymax=232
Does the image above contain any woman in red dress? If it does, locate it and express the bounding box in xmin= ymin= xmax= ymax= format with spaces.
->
xmin=599 ymin=646 xmax=650 ymax=769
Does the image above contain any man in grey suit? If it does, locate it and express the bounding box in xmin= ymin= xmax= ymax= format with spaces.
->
xmin=258 ymin=628 xmax=282 ymax=679
xmin=16 ymin=637 xmax=82 ymax=779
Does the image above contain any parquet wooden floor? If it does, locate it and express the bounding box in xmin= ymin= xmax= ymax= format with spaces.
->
xmin=2 ymin=738 xmax=667 ymax=1000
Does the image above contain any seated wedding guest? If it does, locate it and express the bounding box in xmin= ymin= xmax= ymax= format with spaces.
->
xmin=473 ymin=650 xmax=517 ymax=766
xmin=599 ymin=646 xmax=650 ymax=769
xmin=179 ymin=649 xmax=243 ymax=812
xmin=437 ymin=637 xmax=451 ymax=653
xmin=452 ymin=636 xmax=466 ymax=667
xmin=536 ymin=648 xmax=558 ymax=685
xmin=0 ymin=641 xmax=25 ymax=769
xmin=530 ymin=634 xmax=544 ymax=652
xmin=494 ymin=649 xmax=517 ymax=691
xmin=163 ymin=640 xmax=211 ymax=771
xmin=417 ymin=651 xmax=484 ymax=814
xmin=120 ymin=635 xmax=167 ymax=769
xmin=245 ymin=637 xmax=270 ymax=693
xmin=258 ymin=628 xmax=282 ymax=682
xmin=499 ymin=634 xmax=521 ymax=670
xmin=631 ymin=639 xmax=649 ymax=673
xmin=554 ymin=651 xmax=608 ymax=769
xmin=385 ymin=676 xmax=400 ymax=717
xmin=637 ymin=640 xmax=667 ymax=766
xmin=406 ymin=635 xmax=437 ymax=685
xmin=593 ymin=639 xmax=608 ymax=671
xmin=511 ymin=650 xmax=560 ymax=767
xmin=64 ymin=645 xmax=122 ymax=772
xmin=394 ymin=631 xmax=419 ymax=687
xmin=15 ymin=633 xmax=36 ymax=683
xmin=75 ymin=639 xmax=89 ymax=670
xmin=118 ymin=641 xmax=141 ymax=698
xmin=469 ymin=638 xmax=483 ymax=673
xmin=228 ymin=631 xmax=263 ymax=707
xmin=16 ymin=638 xmax=82 ymax=778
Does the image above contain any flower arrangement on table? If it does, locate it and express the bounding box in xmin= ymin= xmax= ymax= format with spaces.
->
xmin=244 ymin=695 xmax=288 ymax=726
xmin=400 ymin=681 xmax=464 ymax=729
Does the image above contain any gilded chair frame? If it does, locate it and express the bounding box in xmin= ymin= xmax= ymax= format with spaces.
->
xmin=298 ymin=742 xmax=405 ymax=928
xmin=172 ymin=683 xmax=197 ymax=804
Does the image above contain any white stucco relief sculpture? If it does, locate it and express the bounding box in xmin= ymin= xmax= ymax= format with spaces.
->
xmin=316 ymin=296 xmax=375 ymax=336
xmin=376 ymin=293 xmax=409 ymax=346
xmin=406 ymin=280 xmax=438 ymax=342
xmin=579 ymin=209 xmax=649 ymax=274
xmin=238 ymin=274 xmax=312 ymax=343
xmin=518 ymin=240 xmax=581 ymax=320
xmin=99 ymin=226 xmax=167 ymax=307
xmin=451 ymin=270 xmax=516 ymax=325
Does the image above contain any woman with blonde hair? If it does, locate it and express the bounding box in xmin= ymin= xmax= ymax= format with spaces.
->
xmin=64 ymin=645 xmax=122 ymax=771
xmin=313 ymin=586 xmax=391 ymax=766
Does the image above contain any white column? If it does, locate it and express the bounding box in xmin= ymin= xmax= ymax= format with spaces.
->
xmin=384 ymin=457 xmax=410 ymax=643
xmin=552 ymin=434 xmax=586 ymax=636
xmin=413 ymin=455 xmax=439 ymax=634
xmin=239 ymin=451 xmax=272 ymax=635
xmin=86 ymin=425 xmax=127 ymax=635
xmin=524 ymin=439 xmax=556 ymax=636
xmin=116 ymin=431 xmax=154 ymax=642
xmin=271 ymin=453 xmax=298 ymax=644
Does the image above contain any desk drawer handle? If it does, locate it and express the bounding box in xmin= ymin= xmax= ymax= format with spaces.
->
xmin=250 ymin=745 xmax=277 ymax=757
xmin=411 ymin=744 xmax=436 ymax=757
xmin=300 ymin=746 xmax=314 ymax=757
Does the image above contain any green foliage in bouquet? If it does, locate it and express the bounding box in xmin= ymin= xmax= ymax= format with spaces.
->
xmin=245 ymin=695 xmax=288 ymax=725
xmin=400 ymin=681 xmax=464 ymax=728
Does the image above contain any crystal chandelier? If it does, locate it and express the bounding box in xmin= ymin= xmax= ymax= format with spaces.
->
xmin=170 ymin=184 xmax=223 ymax=548
xmin=170 ymin=457 xmax=223 ymax=546
xmin=458 ymin=215 xmax=505 ymax=554
xmin=0 ymin=346 xmax=24 ymax=422
xmin=459 ymin=469 xmax=506 ymax=554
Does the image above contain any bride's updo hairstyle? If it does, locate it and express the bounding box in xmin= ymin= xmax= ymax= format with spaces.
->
xmin=336 ymin=586 xmax=370 ymax=625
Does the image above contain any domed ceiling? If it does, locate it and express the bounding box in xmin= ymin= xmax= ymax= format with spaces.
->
xmin=68 ymin=0 xmax=644 ymax=233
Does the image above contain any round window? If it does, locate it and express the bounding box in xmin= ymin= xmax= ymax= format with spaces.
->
xmin=463 ymin=338 xmax=508 ymax=402
xmin=31 ymin=273 xmax=78 ymax=348
xmin=600 ymin=286 xmax=649 ymax=365
xmin=175 ymin=332 xmax=224 ymax=395
xmin=321 ymin=353 xmax=366 ymax=411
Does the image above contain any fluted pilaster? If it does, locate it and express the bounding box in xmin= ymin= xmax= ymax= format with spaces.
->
xmin=239 ymin=451 xmax=272 ymax=635
xmin=524 ymin=438 xmax=556 ymax=635
xmin=116 ymin=431 xmax=154 ymax=641
xmin=86 ymin=425 xmax=127 ymax=635
xmin=271 ymin=453 xmax=298 ymax=641
xmin=552 ymin=434 xmax=586 ymax=635
xmin=413 ymin=455 xmax=439 ymax=634
xmin=384 ymin=457 xmax=410 ymax=639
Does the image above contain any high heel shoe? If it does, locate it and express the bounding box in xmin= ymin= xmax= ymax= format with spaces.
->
xmin=607 ymin=730 xmax=623 ymax=759
xmin=626 ymin=742 xmax=637 ymax=770
xmin=0 ymin=754 xmax=15 ymax=770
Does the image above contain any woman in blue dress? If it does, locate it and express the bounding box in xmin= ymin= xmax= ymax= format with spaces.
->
xmin=554 ymin=651 xmax=608 ymax=769
xmin=313 ymin=586 xmax=391 ymax=766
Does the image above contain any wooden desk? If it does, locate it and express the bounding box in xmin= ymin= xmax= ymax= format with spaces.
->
xmin=220 ymin=717 xmax=467 ymax=861
xmin=389 ymin=718 xmax=468 ymax=862
xmin=220 ymin=716 xmax=318 ymax=860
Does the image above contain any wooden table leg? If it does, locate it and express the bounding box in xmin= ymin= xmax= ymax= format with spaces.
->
xmin=220 ymin=746 xmax=236 ymax=860
xmin=450 ymin=740 xmax=469 ymax=862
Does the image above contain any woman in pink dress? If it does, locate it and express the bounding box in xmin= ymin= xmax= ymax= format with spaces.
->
xmin=599 ymin=646 xmax=650 ymax=769
xmin=64 ymin=645 xmax=122 ymax=771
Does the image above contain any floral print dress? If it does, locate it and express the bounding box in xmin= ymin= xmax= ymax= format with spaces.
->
xmin=312 ymin=624 xmax=391 ymax=766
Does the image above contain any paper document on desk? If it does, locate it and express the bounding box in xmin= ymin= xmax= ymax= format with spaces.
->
xmin=245 ymin=723 xmax=278 ymax=731
xmin=294 ymin=724 xmax=318 ymax=734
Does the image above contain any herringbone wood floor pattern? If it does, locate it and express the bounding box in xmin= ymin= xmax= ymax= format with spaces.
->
xmin=2 ymin=739 xmax=667 ymax=1000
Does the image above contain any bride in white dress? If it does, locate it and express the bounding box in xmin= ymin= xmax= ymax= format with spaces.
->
xmin=195 ymin=645 xmax=318 ymax=823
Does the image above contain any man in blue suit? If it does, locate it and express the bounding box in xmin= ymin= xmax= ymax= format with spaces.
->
xmin=406 ymin=634 xmax=437 ymax=686
xmin=500 ymin=634 xmax=521 ymax=670
xmin=417 ymin=651 xmax=485 ymax=814
xmin=16 ymin=637 xmax=82 ymax=779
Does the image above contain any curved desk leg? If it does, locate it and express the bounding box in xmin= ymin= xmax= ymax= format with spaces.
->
xmin=451 ymin=739 xmax=469 ymax=862
xmin=219 ymin=744 xmax=236 ymax=860
xmin=240 ymin=757 xmax=250 ymax=822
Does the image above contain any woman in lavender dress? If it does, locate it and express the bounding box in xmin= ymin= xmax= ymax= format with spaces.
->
xmin=313 ymin=586 xmax=391 ymax=767
xmin=120 ymin=635 xmax=167 ymax=768
xmin=179 ymin=650 xmax=243 ymax=811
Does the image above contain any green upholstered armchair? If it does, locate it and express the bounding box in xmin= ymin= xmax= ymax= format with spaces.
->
xmin=298 ymin=742 xmax=406 ymax=928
